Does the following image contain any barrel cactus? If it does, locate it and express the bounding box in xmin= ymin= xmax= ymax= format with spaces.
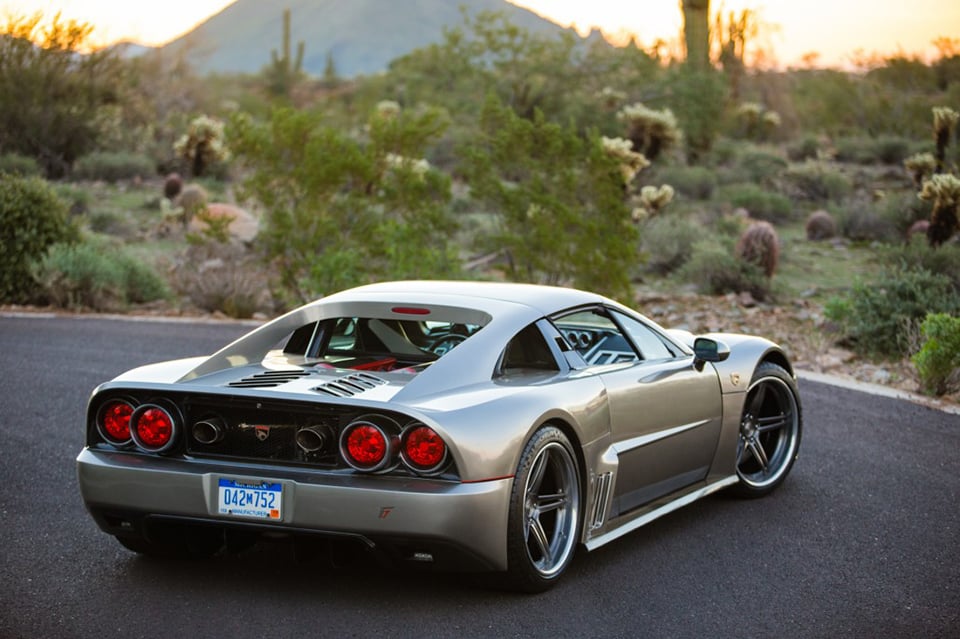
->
xmin=805 ymin=209 xmax=836 ymax=240
xmin=735 ymin=220 xmax=780 ymax=277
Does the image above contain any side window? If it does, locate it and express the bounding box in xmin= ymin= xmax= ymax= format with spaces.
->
xmin=610 ymin=310 xmax=677 ymax=361
xmin=499 ymin=324 xmax=560 ymax=373
xmin=552 ymin=309 xmax=639 ymax=366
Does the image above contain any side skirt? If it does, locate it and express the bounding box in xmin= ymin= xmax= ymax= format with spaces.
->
xmin=584 ymin=475 xmax=739 ymax=551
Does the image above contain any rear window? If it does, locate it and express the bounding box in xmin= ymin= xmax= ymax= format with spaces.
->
xmin=284 ymin=318 xmax=482 ymax=372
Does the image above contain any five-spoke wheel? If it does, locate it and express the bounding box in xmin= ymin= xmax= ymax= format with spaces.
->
xmin=733 ymin=362 xmax=802 ymax=497
xmin=504 ymin=426 xmax=581 ymax=592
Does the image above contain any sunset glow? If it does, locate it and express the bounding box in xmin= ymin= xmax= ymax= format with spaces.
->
xmin=2 ymin=0 xmax=958 ymax=67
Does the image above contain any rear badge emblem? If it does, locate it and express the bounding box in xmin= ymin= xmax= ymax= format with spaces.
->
xmin=255 ymin=426 xmax=270 ymax=441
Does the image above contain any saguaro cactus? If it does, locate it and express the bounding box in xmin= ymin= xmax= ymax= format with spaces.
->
xmin=682 ymin=0 xmax=711 ymax=71
xmin=267 ymin=9 xmax=305 ymax=97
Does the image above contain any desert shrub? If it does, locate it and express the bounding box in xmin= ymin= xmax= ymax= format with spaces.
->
xmin=782 ymin=162 xmax=852 ymax=203
xmin=163 ymin=173 xmax=183 ymax=200
xmin=72 ymin=152 xmax=155 ymax=182
xmin=835 ymin=200 xmax=900 ymax=243
xmin=912 ymin=313 xmax=960 ymax=395
xmin=719 ymin=183 xmax=794 ymax=223
xmin=834 ymin=137 xmax=880 ymax=164
xmin=876 ymin=190 xmax=933 ymax=236
xmin=86 ymin=210 xmax=137 ymax=238
xmin=52 ymin=183 xmax=91 ymax=216
xmin=171 ymin=243 xmax=270 ymax=318
xmin=0 ymin=152 xmax=41 ymax=176
xmin=881 ymin=241 xmax=960 ymax=289
xmin=680 ymin=240 xmax=771 ymax=300
xmin=32 ymin=241 xmax=168 ymax=311
xmin=736 ymin=150 xmax=787 ymax=185
xmin=786 ymin=135 xmax=820 ymax=162
xmin=0 ymin=175 xmax=77 ymax=302
xmin=654 ymin=165 xmax=717 ymax=200
xmin=735 ymin=220 xmax=779 ymax=277
xmin=824 ymin=266 xmax=960 ymax=358
xmin=641 ymin=215 xmax=702 ymax=274
xmin=874 ymin=135 xmax=912 ymax=165
xmin=805 ymin=210 xmax=837 ymax=240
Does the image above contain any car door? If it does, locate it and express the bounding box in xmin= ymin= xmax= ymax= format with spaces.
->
xmin=553 ymin=307 xmax=722 ymax=517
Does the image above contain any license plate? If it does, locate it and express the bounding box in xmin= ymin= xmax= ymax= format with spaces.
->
xmin=217 ymin=478 xmax=282 ymax=520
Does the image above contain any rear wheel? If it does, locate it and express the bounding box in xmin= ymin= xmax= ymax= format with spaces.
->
xmin=731 ymin=362 xmax=802 ymax=498
xmin=503 ymin=425 xmax=582 ymax=592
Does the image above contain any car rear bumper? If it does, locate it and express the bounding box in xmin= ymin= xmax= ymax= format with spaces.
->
xmin=76 ymin=448 xmax=512 ymax=571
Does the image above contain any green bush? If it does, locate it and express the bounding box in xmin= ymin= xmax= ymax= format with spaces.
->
xmin=835 ymin=200 xmax=900 ymax=243
xmin=786 ymin=135 xmax=820 ymax=162
xmin=654 ymin=166 xmax=717 ymax=200
xmin=72 ymin=152 xmax=155 ymax=183
xmin=680 ymin=240 xmax=771 ymax=300
xmin=833 ymin=135 xmax=911 ymax=165
xmin=783 ymin=162 xmax=852 ymax=203
xmin=641 ymin=215 xmax=702 ymax=274
xmin=33 ymin=241 xmax=168 ymax=311
xmin=912 ymin=313 xmax=960 ymax=396
xmin=736 ymin=150 xmax=788 ymax=185
xmin=719 ymin=183 xmax=794 ymax=223
xmin=881 ymin=240 xmax=960 ymax=289
xmin=0 ymin=153 xmax=41 ymax=176
xmin=825 ymin=266 xmax=960 ymax=358
xmin=834 ymin=136 xmax=881 ymax=164
xmin=0 ymin=175 xmax=77 ymax=303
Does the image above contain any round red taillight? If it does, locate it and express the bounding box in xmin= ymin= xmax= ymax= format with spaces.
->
xmin=98 ymin=399 xmax=134 ymax=444
xmin=130 ymin=404 xmax=178 ymax=452
xmin=402 ymin=425 xmax=447 ymax=473
xmin=343 ymin=423 xmax=388 ymax=468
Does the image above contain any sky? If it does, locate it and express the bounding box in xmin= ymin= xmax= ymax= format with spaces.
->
xmin=2 ymin=0 xmax=959 ymax=68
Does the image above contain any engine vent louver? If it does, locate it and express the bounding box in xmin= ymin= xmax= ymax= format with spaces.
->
xmin=228 ymin=370 xmax=312 ymax=388
xmin=313 ymin=372 xmax=387 ymax=397
xmin=590 ymin=472 xmax=613 ymax=530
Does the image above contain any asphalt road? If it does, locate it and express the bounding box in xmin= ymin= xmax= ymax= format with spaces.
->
xmin=0 ymin=314 xmax=957 ymax=639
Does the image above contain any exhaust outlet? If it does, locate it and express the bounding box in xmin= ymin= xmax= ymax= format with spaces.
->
xmin=296 ymin=425 xmax=331 ymax=452
xmin=193 ymin=418 xmax=226 ymax=445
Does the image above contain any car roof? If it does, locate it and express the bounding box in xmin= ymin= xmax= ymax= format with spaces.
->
xmin=325 ymin=280 xmax=610 ymax=316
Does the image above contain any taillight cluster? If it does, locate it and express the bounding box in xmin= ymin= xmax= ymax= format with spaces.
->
xmin=95 ymin=398 xmax=180 ymax=453
xmin=340 ymin=414 xmax=448 ymax=476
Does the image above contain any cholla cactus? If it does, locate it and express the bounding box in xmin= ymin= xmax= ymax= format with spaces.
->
xmin=384 ymin=153 xmax=430 ymax=181
xmin=173 ymin=116 xmax=230 ymax=178
xmin=596 ymin=86 xmax=627 ymax=110
xmin=617 ymin=103 xmax=681 ymax=161
xmin=735 ymin=220 xmax=779 ymax=277
xmin=632 ymin=184 xmax=674 ymax=221
xmin=375 ymin=100 xmax=402 ymax=120
xmin=736 ymin=102 xmax=780 ymax=140
xmin=904 ymin=152 xmax=937 ymax=188
xmin=601 ymin=136 xmax=650 ymax=185
xmin=919 ymin=173 xmax=960 ymax=247
xmin=933 ymin=106 xmax=959 ymax=172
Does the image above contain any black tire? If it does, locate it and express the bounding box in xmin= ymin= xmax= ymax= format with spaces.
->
xmin=502 ymin=425 xmax=582 ymax=593
xmin=731 ymin=362 xmax=802 ymax=498
xmin=115 ymin=525 xmax=223 ymax=560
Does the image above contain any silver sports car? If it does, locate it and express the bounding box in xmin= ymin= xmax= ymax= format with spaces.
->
xmin=77 ymin=281 xmax=801 ymax=592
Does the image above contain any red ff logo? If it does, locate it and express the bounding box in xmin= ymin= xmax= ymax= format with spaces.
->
xmin=379 ymin=507 xmax=394 ymax=519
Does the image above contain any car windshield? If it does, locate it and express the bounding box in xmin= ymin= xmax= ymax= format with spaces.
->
xmin=283 ymin=317 xmax=482 ymax=372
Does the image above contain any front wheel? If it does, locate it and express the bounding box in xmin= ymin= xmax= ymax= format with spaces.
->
xmin=731 ymin=362 xmax=802 ymax=498
xmin=503 ymin=425 xmax=582 ymax=592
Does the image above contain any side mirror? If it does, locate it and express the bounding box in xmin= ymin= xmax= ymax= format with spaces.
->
xmin=693 ymin=337 xmax=730 ymax=366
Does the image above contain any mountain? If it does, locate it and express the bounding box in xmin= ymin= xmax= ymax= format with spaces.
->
xmin=159 ymin=0 xmax=576 ymax=77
